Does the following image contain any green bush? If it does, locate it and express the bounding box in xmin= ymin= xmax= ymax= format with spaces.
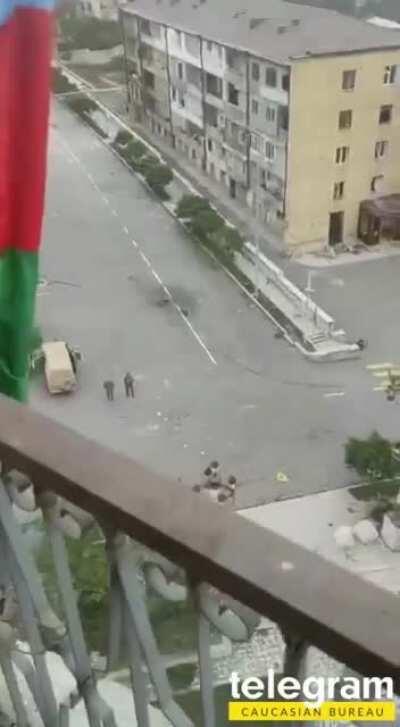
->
xmin=67 ymin=95 xmax=98 ymax=116
xmin=345 ymin=431 xmax=397 ymax=480
xmin=52 ymin=69 xmax=77 ymax=94
xmin=131 ymin=154 xmax=159 ymax=174
xmin=167 ymin=663 xmax=197 ymax=692
xmin=144 ymin=163 xmax=173 ymax=198
xmin=175 ymin=194 xmax=211 ymax=219
xmin=221 ymin=225 xmax=244 ymax=253
xmin=127 ymin=139 xmax=148 ymax=160
xmin=189 ymin=208 xmax=224 ymax=242
xmin=114 ymin=129 xmax=132 ymax=147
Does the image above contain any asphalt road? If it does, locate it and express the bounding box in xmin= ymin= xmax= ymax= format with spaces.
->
xmin=32 ymin=101 xmax=400 ymax=507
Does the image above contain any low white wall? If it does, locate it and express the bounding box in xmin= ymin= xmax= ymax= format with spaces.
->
xmin=68 ymin=45 xmax=123 ymax=65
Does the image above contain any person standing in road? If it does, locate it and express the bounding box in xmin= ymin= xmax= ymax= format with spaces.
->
xmin=124 ymin=372 xmax=135 ymax=398
xmin=104 ymin=380 xmax=115 ymax=401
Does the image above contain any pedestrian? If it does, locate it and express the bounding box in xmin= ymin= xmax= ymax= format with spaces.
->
xmin=104 ymin=380 xmax=115 ymax=402
xmin=357 ymin=338 xmax=367 ymax=351
xmin=124 ymin=372 xmax=135 ymax=398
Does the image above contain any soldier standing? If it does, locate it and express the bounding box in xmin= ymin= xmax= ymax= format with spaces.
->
xmin=124 ymin=372 xmax=135 ymax=398
xmin=104 ymin=380 xmax=115 ymax=401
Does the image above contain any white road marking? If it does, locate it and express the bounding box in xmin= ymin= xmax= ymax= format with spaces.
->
xmin=123 ymin=226 xmax=129 ymax=235
xmin=58 ymin=133 xmax=217 ymax=366
xmin=111 ymin=209 xmax=118 ymax=217
xmin=371 ymin=371 xmax=392 ymax=378
xmin=324 ymin=392 xmax=345 ymax=398
xmin=374 ymin=385 xmax=388 ymax=392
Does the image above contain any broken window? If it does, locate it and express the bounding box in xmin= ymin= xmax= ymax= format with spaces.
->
xmin=379 ymin=105 xmax=393 ymax=124
xmin=342 ymin=70 xmax=356 ymax=90
xmin=338 ymin=109 xmax=352 ymax=129
xmin=228 ymin=82 xmax=239 ymax=106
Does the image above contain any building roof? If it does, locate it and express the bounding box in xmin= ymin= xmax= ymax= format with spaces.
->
xmin=121 ymin=0 xmax=400 ymax=65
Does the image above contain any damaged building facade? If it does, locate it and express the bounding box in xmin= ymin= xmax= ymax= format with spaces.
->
xmin=120 ymin=0 xmax=400 ymax=253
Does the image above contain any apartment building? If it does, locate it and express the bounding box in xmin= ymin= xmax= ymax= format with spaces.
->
xmin=77 ymin=0 xmax=118 ymax=21
xmin=120 ymin=0 xmax=400 ymax=252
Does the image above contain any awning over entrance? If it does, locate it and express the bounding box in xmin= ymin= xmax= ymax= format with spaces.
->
xmin=359 ymin=194 xmax=400 ymax=245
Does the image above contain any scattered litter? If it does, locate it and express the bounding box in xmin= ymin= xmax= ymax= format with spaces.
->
xmin=156 ymin=411 xmax=162 ymax=417
xmin=200 ymin=450 xmax=205 ymax=456
xmin=276 ymin=471 xmax=289 ymax=483
xmin=183 ymin=443 xmax=188 ymax=449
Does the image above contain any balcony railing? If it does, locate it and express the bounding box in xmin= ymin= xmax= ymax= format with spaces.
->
xmin=0 ymin=395 xmax=400 ymax=725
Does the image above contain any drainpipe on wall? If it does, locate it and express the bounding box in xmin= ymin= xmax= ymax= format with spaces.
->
xmin=164 ymin=25 xmax=175 ymax=147
xmin=282 ymin=65 xmax=291 ymax=221
xmin=199 ymin=35 xmax=208 ymax=172
xmin=245 ymin=51 xmax=251 ymax=189
xmin=136 ymin=17 xmax=146 ymax=122
xmin=119 ymin=8 xmax=131 ymax=108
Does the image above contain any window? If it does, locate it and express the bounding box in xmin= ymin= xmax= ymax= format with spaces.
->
xmin=178 ymin=91 xmax=185 ymax=108
xmin=333 ymin=181 xmax=345 ymax=200
xmin=265 ymin=67 xmax=277 ymax=87
xmin=339 ymin=110 xmax=352 ymax=129
xmin=260 ymin=169 xmax=266 ymax=188
xmin=335 ymin=146 xmax=349 ymax=164
xmin=207 ymin=41 xmax=212 ymax=52
xmin=282 ymin=73 xmax=290 ymax=92
xmin=265 ymin=141 xmax=275 ymax=160
xmin=375 ymin=140 xmax=388 ymax=159
xmin=251 ymin=133 xmax=260 ymax=151
xmin=217 ymin=45 xmax=223 ymax=59
xmin=143 ymin=70 xmax=155 ymax=89
xmin=342 ymin=70 xmax=356 ymax=91
xmin=384 ymin=65 xmax=397 ymax=85
xmin=176 ymin=30 xmax=182 ymax=47
xmin=379 ymin=104 xmax=393 ymax=124
xmin=266 ymin=105 xmax=276 ymax=123
xmin=228 ymin=82 xmax=239 ymax=106
xmin=252 ymin=99 xmax=259 ymax=114
xmin=172 ymin=87 xmax=177 ymax=102
xmin=252 ymin=62 xmax=260 ymax=81
xmin=140 ymin=19 xmax=151 ymax=35
xmin=371 ymin=174 xmax=384 ymax=192
xmin=192 ymin=149 xmax=197 ymax=159
xmin=238 ymin=129 xmax=246 ymax=144
xmin=178 ymin=62 xmax=183 ymax=80
xmin=207 ymin=138 xmax=213 ymax=152
xmin=206 ymin=73 xmax=223 ymax=98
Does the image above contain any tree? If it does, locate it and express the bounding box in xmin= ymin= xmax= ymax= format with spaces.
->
xmin=175 ymin=194 xmax=212 ymax=219
xmin=345 ymin=431 xmax=397 ymax=480
xmin=143 ymin=163 xmax=173 ymax=199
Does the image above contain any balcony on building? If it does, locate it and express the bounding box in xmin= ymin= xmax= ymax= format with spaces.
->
xmin=0 ymin=395 xmax=399 ymax=726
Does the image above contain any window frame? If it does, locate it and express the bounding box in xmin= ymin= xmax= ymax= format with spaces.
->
xmin=342 ymin=70 xmax=356 ymax=91
xmin=383 ymin=64 xmax=397 ymax=85
xmin=251 ymin=99 xmax=259 ymax=115
xmin=379 ymin=104 xmax=393 ymax=125
xmin=266 ymin=105 xmax=276 ymax=123
xmin=375 ymin=140 xmax=388 ymax=159
xmin=333 ymin=181 xmax=345 ymax=200
xmin=252 ymin=62 xmax=260 ymax=82
xmin=265 ymin=67 xmax=277 ymax=88
xmin=338 ymin=109 xmax=353 ymax=130
xmin=335 ymin=146 xmax=349 ymax=164
xmin=265 ymin=141 xmax=276 ymax=161
xmin=371 ymin=174 xmax=384 ymax=192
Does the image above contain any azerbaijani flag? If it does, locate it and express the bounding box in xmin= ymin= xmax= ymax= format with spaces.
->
xmin=0 ymin=0 xmax=55 ymax=400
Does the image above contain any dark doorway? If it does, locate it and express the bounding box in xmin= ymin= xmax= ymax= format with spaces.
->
xmin=229 ymin=178 xmax=236 ymax=199
xmin=328 ymin=211 xmax=344 ymax=246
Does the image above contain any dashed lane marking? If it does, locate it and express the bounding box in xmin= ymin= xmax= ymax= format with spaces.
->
xmin=324 ymin=392 xmax=345 ymax=398
xmin=57 ymin=132 xmax=217 ymax=367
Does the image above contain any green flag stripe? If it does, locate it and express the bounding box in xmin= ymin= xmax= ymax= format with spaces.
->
xmin=0 ymin=249 xmax=38 ymax=401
